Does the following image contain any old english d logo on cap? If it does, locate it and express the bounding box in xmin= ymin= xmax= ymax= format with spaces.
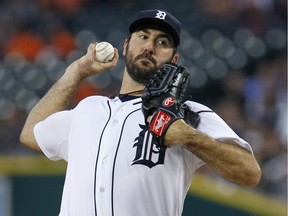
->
xmin=155 ymin=10 xmax=167 ymax=20
xmin=129 ymin=9 xmax=182 ymax=46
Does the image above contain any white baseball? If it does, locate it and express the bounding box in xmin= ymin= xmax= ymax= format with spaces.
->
xmin=94 ymin=42 xmax=115 ymax=63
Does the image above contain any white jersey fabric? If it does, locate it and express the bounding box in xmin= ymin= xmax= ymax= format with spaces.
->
xmin=34 ymin=96 xmax=252 ymax=216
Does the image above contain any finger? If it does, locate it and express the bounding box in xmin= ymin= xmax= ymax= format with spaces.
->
xmin=99 ymin=48 xmax=119 ymax=67
xmin=88 ymin=43 xmax=96 ymax=54
xmin=110 ymin=48 xmax=119 ymax=64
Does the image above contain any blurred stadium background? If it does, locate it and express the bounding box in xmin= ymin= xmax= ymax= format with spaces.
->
xmin=0 ymin=0 xmax=286 ymax=215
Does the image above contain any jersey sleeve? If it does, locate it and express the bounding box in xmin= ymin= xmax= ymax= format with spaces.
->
xmin=181 ymin=101 xmax=253 ymax=172
xmin=34 ymin=110 xmax=74 ymax=161
xmin=186 ymin=101 xmax=253 ymax=153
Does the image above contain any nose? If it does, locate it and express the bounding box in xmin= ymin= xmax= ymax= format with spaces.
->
xmin=144 ymin=49 xmax=153 ymax=55
xmin=144 ymin=41 xmax=154 ymax=55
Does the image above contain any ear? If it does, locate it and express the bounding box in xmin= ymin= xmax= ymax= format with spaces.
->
xmin=171 ymin=53 xmax=179 ymax=63
xmin=123 ymin=39 xmax=128 ymax=56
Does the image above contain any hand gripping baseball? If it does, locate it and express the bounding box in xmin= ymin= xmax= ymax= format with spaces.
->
xmin=141 ymin=62 xmax=199 ymax=146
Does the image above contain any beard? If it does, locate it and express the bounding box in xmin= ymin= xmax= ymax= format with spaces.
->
xmin=125 ymin=50 xmax=158 ymax=84
xmin=124 ymin=41 xmax=175 ymax=85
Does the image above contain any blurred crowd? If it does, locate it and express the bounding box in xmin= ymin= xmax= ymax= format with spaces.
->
xmin=0 ymin=0 xmax=286 ymax=202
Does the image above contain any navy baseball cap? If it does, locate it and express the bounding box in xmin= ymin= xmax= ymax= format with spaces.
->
xmin=129 ymin=9 xmax=182 ymax=46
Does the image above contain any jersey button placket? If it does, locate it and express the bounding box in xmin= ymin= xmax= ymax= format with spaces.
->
xmin=99 ymin=157 xmax=108 ymax=193
xmin=102 ymin=157 xmax=107 ymax=164
xmin=95 ymin=104 xmax=124 ymax=214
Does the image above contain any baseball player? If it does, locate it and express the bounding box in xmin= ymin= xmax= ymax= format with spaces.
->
xmin=20 ymin=9 xmax=261 ymax=216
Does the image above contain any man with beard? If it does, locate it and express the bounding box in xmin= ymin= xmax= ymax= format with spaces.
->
xmin=20 ymin=9 xmax=261 ymax=216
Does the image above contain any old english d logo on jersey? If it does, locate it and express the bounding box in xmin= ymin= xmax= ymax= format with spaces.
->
xmin=132 ymin=124 xmax=166 ymax=168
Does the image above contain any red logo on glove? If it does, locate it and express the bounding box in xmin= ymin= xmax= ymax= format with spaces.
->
xmin=163 ymin=97 xmax=175 ymax=107
xmin=150 ymin=111 xmax=172 ymax=136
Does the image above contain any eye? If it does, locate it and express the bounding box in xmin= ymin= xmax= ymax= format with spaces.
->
xmin=157 ymin=38 xmax=169 ymax=47
xmin=139 ymin=34 xmax=148 ymax=40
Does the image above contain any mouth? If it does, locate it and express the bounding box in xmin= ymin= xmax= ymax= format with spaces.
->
xmin=135 ymin=59 xmax=158 ymax=72
xmin=135 ymin=53 xmax=157 ymax=65
xmin=137 ymin=58 xmax=154 ymax=65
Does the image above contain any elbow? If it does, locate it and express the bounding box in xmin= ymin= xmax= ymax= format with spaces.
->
xmin=19 ymin=130 xmax=42 ymax=152
xmin=19 ymin=129 xmax=30 ymax=147
xmin=19 ymin=131 xmax=27 ymax=147
xmin=247 ymin=166 xmax=262 ymax=187
xmin=19 ymin=131 xmax=31 ymax=150
xmin=246 ymin=157 xmax=262 ymax=187
xmin=239 ymin=165 xmax=262 ymax=187
xmin=238 ymin=152 xmax=262 ymax=187
xmin=226 ymin=163 xmax=262 ymax=187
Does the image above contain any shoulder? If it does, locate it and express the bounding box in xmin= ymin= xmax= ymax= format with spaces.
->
xmin=75 ymin=95 xmax=111 ymax=109
xmin=78 ymin=95 xmax=110 ymax=104
xmin=184 ymin=100 xmax=213 ymax=113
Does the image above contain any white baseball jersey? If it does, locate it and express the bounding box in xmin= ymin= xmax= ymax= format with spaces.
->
xmin=34 ymin=95 xmax=252 ymax=216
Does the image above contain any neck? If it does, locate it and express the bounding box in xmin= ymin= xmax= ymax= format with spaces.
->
xmin=119 ymin=89 xmax=144 ymax=97
xmin=119 ymin=68 xmax=145 ymax=96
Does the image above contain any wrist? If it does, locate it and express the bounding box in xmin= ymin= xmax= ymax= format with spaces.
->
xmin=164 ymin=119 xmax=193 ymax=147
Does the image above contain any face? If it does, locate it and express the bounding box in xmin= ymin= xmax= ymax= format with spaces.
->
xmin=123 ymin=29 xmax=179 ymax=84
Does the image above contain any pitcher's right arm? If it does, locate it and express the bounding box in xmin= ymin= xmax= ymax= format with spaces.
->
xmin=20 ymin=43 xmax=119 ymax=151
